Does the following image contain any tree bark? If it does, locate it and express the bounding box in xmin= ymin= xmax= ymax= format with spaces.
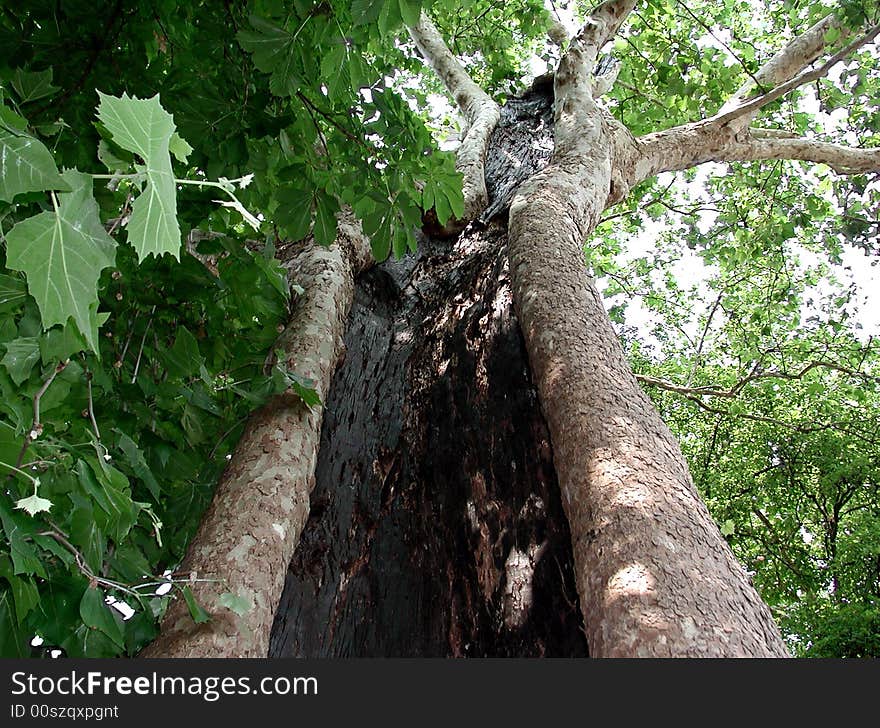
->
xmin=269 ymin=89 xmax=585 ymax=657
xmin=145 ymin=0 xmax=880 ymax=658
xmin=141 ymin=215 xmax=371 ymax=657
xmin=504 ymin=0 xmax=789 ymax=657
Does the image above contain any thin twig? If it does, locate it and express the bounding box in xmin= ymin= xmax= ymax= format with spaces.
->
xmin=84 ymin=366 xmax=101 ymax=442
xmin=8 ymin=360 xmax=69 ymax=479
xmin=709 ymin=25 xmax=880 ymax=127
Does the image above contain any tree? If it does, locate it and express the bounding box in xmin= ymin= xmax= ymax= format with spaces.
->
xmin=1 ymin=0 xmax=878 ymax=658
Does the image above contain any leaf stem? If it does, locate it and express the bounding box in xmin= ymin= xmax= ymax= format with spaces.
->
xmin=7 ymin=360 xmax=68 ymax=482
xmin=0 ymin=459 xmax=40 ymax=486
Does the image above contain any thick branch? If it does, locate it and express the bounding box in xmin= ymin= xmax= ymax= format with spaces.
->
xmin=636 ymin=123 xmax=880 ymax=181
xmin=142 ymin=211 xmax=372 ymax=657
xmin=712 ymin=24 xmax=880 ymax=129
xmin=717 ymin=12 xmax=841 ymax=120
xmin=407 ymin=12 xmax=499 ymax=224
xmin=723 ymin=135 xmax=880 ymax=174
xmin=554 ymin=0 xmax=637 ymax=129
xmin=630 ymin=15 xmax=879 ymax=187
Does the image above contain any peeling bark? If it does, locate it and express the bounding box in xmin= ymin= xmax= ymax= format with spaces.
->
xmin=147 ymin=1 xmax=880 ymax=659
xmin=141 ymin=215 xmax=371 ymax=658
xmin=506 ymin=1 xmax=789 ymax=657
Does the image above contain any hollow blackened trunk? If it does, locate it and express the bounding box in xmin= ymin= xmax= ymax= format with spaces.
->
xmin=269 ymin=225 xmax=586 ymax=656
xmin=268 ymin=84 xmax=581 ymax=657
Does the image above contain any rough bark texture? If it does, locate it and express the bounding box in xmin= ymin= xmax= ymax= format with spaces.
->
xmin=141 ymin=216 xmax=371 ymax=658
xmin=146 ymin=0 xmax=880 ymax=659
xmin=269 ymin=88 xmax=585 ymax=657
xmin=506 ymin=2 xmax=790 ymax=657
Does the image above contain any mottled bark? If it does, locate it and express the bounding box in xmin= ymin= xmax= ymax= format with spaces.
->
xmin=507 ymin=0 xmax=790 ymax=657
xmin=141 ymin=214 xmax=371 ymax=657
xmin=148 ymin=1 xmax=880 ymax=659
xmin=270 ymin=224 xmax=585 ymax=657
xmin=408 ymin=12 xmax=500 ymax=227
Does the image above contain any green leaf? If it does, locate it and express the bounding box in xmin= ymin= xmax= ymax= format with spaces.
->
xmin=0 ymin=589 xmax=29 ymax=657
xmin=96 ymin=92 xmax=181 ymax=259
xmin=322 ymin=44 xmax=349 ymax=99
xmin=169 ymin=132 xmax=193 ymax=163
xmin=0 ymin=103 xmax=28 ymax=132
xmin=284 ymin=369 xmax=322 ymax=408
xmin=76 ymin=459 xmax=139 ymax=543
xmin=96 ymin=139 xmax=131 ymax=173
xmin=252 ymin=248 xmax=291 ymax=300
xmin=275 ymin=186 xmax=314 ymax=241
xmin=181 ymin=402 xmax=206 ymax=445
xmin=720 ymin=519 xmax=736 ymax=537
xmin=399 ymin=0 xmax=422 ymax=27
xmin=237 ymin=16 xmax=300 ymax=97
xmin=824 ymin=26 xmax=841 ymax=44
xmin=1 ymin=336 xmax=40 ymax=385
xmin=5 ymin=169 xmax=116 ymax=351
xmin=351 ymin=0 xmax=384 ymax=26
xmin=10 ymin=575 xmax=39 ymax=624
xmin=116 ymin=432 xmax=161 ymax=501
xmin=182 ymin=585 xmax=211 ymax=624
xmin=69 ymin=506 xmax=105 ymax=573
xmin=313 ymin=193 xmax=338 ymax=246
xmin=378 ymin=0 xmax=402 ymax=35
xmin=79 ymin=587 xmax=125 ymax=649
xmin=11 ymin=68 xmax=60 ymax=104
xmin=0 ymin=128 xmax=69 ymax=203
xmin=162 ymin=326 xmax=204 ymax=378
xmin=38 ymin=320 xmax=89 ymax=363
xmin=0 ymin=555 xmax=40 ymax=623
xmin=218 ymin=591 xmax=253 ymax=617
xmin=0 ymin=500 xmax=47 ymax=577
xmin=0 ymin=273 xmax=28 ymax=314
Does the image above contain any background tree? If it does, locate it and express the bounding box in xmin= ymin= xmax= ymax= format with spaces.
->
xmin=0 ymin=0 xmax=878 ymax=657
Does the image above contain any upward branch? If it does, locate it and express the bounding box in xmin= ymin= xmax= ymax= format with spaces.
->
xmin=552 ymin=0 xmax=637 ymax=158
xmin=712 ymin=24 xmax=880 ymax=129
xmin=632 ymin=11 xmax=880 ymax=187
xmin=407 ymin=12 xmax=499 ymax=225
xmin=716 ymin=12 xmax=844 ymax=125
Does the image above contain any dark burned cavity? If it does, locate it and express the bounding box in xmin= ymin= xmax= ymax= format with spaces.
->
xmin=268 ymin=81 xmax=583 ymax=657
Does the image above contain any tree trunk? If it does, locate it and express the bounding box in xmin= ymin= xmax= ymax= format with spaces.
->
xmin=269 ymin=215 xmax=586 ymax=658
xmin=142 ymin=216 xmax=371 ymax=658
xmin=504 ymin=11 xmax=789 ymax=656
xmin=268 ymin=83 xmax=587 ymax=657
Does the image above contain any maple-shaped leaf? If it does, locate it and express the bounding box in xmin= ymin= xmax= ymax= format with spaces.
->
xmin=0 ymin=127 xmax=69 ymax=203
xmin=5 ymin=169 xmax=116 ymax=351
xmin=96 ymin=92 xmax=181 ymax=260
xmin=11 ymin=68 xmax=60 ymax=104
xmin=237 ymin=16 xmax=300 ymax=96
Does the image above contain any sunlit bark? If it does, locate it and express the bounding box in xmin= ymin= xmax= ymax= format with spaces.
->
xmin=142 ymin=213 xmax=371 ymax=657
